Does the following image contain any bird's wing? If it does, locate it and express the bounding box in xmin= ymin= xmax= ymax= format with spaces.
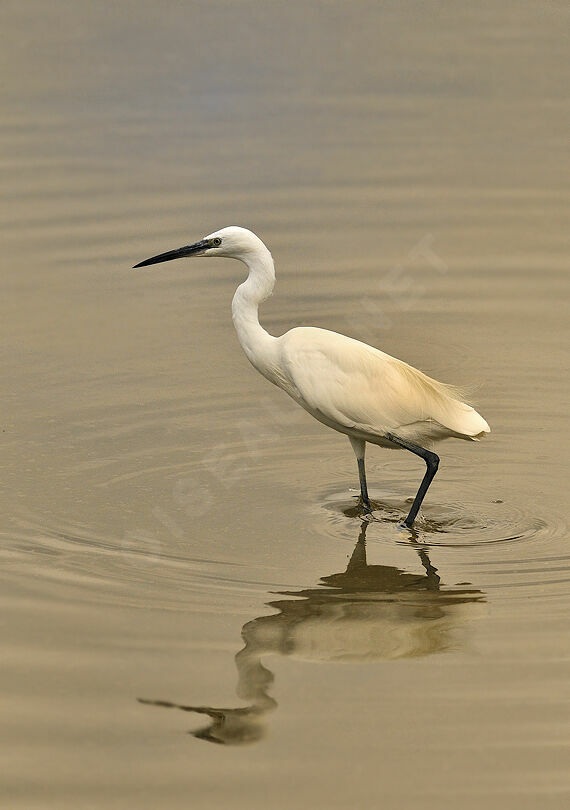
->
xmin=279 ymin=327 xmax=489 ymax=439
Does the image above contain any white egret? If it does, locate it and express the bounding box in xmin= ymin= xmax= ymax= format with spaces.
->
xmin=134 ymin=226 xmax=490 ymax=527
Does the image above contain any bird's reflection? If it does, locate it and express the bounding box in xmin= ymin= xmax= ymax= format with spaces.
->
xmin=139 ymin=521 xmax=484 ymax=744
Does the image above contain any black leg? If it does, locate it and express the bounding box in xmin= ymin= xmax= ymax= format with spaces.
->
xmin=357 ymin=457 xmax=371 ymax=511
xmin=385 ymin=433 xmax=439 ymax=527
xmin=349 ymin=437 xmax=372 ymax=511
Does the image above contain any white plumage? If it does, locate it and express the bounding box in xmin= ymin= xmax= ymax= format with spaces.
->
xmin=134 ymin=226 xmax=490 ymax=527
xmin=276 ymin=327 xmax=489 ymax=447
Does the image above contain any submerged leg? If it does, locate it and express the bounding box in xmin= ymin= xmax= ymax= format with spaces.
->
xmin=349 ymin=437 xmax=371 ymax=511
xmin=385 ymin=433 xmax=439 ymax=527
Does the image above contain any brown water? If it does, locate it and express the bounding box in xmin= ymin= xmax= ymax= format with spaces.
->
xmin=1 ymin=1 xmax=569 ymax=807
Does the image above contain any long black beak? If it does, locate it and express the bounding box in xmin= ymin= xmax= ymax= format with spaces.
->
xmin=133 ymin=239 xmax=209 ymax=268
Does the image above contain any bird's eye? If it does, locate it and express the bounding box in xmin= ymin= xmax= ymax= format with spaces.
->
xmin=212 ymin=237 xmax=222 ymax=247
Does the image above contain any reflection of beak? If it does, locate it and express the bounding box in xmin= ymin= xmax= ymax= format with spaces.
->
xmin=133 ymin=238 xmax=210 ymax=268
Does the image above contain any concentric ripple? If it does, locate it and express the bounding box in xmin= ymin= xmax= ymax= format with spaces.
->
xmin=322 ymin=487 xmax=553 ymax=548
xmin=4 ymin=509 xmax=293 ymax=612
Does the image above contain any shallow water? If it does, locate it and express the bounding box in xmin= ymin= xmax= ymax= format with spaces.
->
xmin=1 ymin=1 xmax=569 ymax=808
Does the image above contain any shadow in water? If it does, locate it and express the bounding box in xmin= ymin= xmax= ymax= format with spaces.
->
xmin=139 ymin=521 xmax=485 ymax=745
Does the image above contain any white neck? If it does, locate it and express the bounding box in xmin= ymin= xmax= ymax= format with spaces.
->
xmin=231 ymin=244 xmax=278 ymax=379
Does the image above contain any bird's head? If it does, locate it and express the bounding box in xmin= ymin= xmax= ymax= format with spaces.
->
xmin=133 ymin=226 xmax=268 ymax=268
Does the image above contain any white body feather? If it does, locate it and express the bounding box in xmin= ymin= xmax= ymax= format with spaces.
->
xmin=273 ymin=327 xmax=490 ymax=448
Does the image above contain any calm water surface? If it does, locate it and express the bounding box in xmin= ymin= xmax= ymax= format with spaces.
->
xmin=1 ymin=2 xmax=569 ymax=808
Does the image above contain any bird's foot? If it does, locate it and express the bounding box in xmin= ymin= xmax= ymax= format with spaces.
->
xmin=397 ymin=520 xmax=421 ymax=542
xmin=360 ymin=499 xmax=373 ymax=514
